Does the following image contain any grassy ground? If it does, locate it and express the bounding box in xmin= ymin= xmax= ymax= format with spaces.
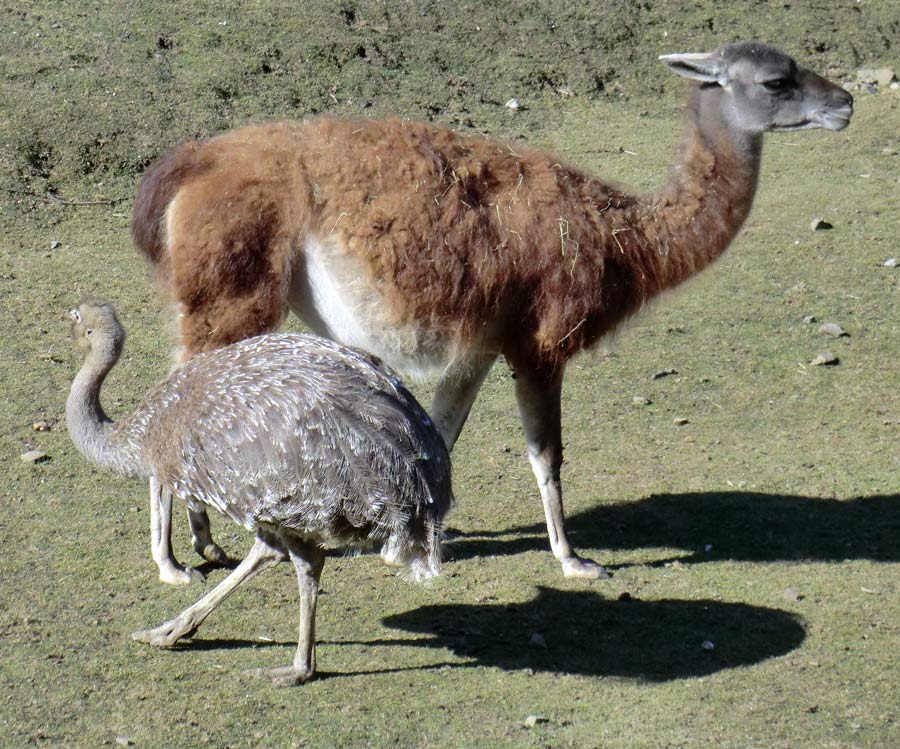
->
xmin=1 ymin=2 xmax=898 ymax=747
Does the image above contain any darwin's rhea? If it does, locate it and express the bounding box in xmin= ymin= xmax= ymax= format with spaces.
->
xmin=66 ymin=300 xmax=452 ymax=685
xmin=132 ymin=42 xmax=853 ymax=580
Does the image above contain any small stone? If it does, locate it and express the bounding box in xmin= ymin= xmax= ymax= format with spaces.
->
xmin=810 ymin=217 xmax=833 ymax=231
xmin=701 ymin=640 xmax=715 ymax=651
xmin=882 ymin=258 xmax=898 ymax=268
xmin=617 ymin=591 xmax=634 ymax=602
xmin=505 ymin=98 xmax=521 ymax=111
xmin=115 ymin=738 xmax=135 ymax=747
xmin=819 ymin=322 xmax=848 ymax=338
xmin=632 ymin=395 xmax=652 ymax=406
xmin=857 ymin=67 xmax=896 ymax=88
xmin=802 ymin=315 xmax=817 ymax=324
xmin=783 ymin=587 xmax=803 ymax=602
xmin=523 ymin=715 xmax=549 ymax=728
xmin=848 ymin=81 xmax=878 ymax=95
xmin=359 ymin=98 xmax=373 ymax=109
xmin=32 ymin=420 xmax=53 ymax=432
xmin=20 ymin=450 xmax=48 ymax=463
xmin=652 ymin=367 xmax=678 ymax=380
xmin=673 ymin=417 xmax=689 ymax=426
xmin=528 ymin=632 xmax=547 ymax=649
xmin=50 ymin=240 xmax=60 ymax=250
xmin=704 ymin=544 xmax=713 ymax=552
xmin=810 ymin=352 xmax=839 ymax=366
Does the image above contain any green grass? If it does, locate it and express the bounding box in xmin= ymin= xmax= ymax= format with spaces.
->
xmin=2 ymin=2 xmax=899 ymax=747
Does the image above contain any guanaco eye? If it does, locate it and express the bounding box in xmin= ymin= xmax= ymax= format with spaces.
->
xmin=85 ymin=329 xmax=93 ymax=336
xmin=761 ymin=78 xmax=789 ymax=91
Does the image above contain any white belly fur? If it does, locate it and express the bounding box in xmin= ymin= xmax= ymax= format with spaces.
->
xmin=287 ymin=235 xmax=462 ymax=380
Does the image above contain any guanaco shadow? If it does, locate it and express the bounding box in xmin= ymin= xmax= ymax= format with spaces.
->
xmin=379 ymin=586 xmax=805 ymax=680
xmin=448 ymin=491 xmax=900 ymax=566
xmin=174 ymin=586 xmax=804 ymax=681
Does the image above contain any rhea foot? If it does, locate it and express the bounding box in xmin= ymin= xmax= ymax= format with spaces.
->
xmin=242 ymin=665 xmax=314 ymax=687
xmin=561 ymin=555 xmax=610 ymax=580
xmin=131 ymin=617 xmax=196 ymax=647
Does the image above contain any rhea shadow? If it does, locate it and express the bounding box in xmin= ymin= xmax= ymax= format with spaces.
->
xmin=165 ymin=637 xmax=294 ymax=652
xmin=166 ymin=586 xmax=805 ymax=681
xmin=381 ymin=586 xmax=805 ymax=680
xmin=449 ymin=491 xmax=900 ymax=566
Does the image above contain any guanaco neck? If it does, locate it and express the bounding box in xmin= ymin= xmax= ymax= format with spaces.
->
xmin=630 ymin=85 xmax=763 ymax=297
xmin=66 ymin=345 xmax=146 ymax=478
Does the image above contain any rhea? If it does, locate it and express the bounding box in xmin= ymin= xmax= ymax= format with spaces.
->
xmin=65 ymin=299 xmax=452 ymax=685
xmin=132 ymin=42 xmax=853 ymax=579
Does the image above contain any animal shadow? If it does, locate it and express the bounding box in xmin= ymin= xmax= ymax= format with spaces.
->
xmin=450 ymin=491 xmax=900 ymax=565
xmin=382 ymin=585 xmax=805 ymax=680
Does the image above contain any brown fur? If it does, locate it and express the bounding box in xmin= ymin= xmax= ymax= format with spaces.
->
xmin=132 ymin=141 xmax=210 ymax=270
xmin=132 ymin=94 xmax=756 ymax=373
xmin=128 ymin=42 xmax=853 ymax=581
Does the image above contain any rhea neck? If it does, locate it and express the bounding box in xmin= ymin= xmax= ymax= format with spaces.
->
xmin=635 ymin=83 xmax=764 ymax=295
xmin=66 ymin=338 xmax=141 ymax=476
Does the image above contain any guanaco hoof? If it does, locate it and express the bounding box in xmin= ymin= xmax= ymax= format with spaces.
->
xmin=561 ymin=556 xmax=610 ymax=580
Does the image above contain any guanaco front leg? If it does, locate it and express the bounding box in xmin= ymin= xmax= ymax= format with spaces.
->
xmin=381 ymin=357 xmax=494 ymax=567
xmin=429 ymin=354 xmax=497 ymax=450
xmin=187 ymin=506 xmax=229 ymax=566
xmin=513 ymin=366 xmax=608 ymax=580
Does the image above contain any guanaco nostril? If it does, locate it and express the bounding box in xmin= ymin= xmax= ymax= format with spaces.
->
xmin=832 ymin=88 xmax=853 ymax=110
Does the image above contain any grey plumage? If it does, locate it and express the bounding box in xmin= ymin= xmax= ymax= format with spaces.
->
xmin=141 ymin=334 xmax=449 ymax=554
xmin=66 ymin=300 xmax=452 ymax=685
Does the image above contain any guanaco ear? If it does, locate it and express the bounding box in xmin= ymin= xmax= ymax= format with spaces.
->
xmin=659 ymin=51 xmax=726 ymax=84
xmin=69 ymin=309 xmax=81 ymax=323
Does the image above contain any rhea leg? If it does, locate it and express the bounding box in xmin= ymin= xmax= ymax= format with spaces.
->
xmin=149 ymin=478 xmax=205 ymax=585
xmin=244 ymin=538 xmax=326 ymax=686
xmin=514 ymin=366 xmax=608 ymax=579
xmin=132 ymin=535 xmax=286 ymax=647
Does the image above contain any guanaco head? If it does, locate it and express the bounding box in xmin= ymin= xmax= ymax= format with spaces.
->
xmin=69 ymin=299 xmax=125 ymax=363
xmin=660 ymin=42 xmax=853 ymax=134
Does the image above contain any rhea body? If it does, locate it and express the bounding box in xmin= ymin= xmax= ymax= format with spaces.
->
xmin=132 ymin=42 xmax=853 ymax=579
xmin=66 ymin=300 xmax=452 ymax=685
